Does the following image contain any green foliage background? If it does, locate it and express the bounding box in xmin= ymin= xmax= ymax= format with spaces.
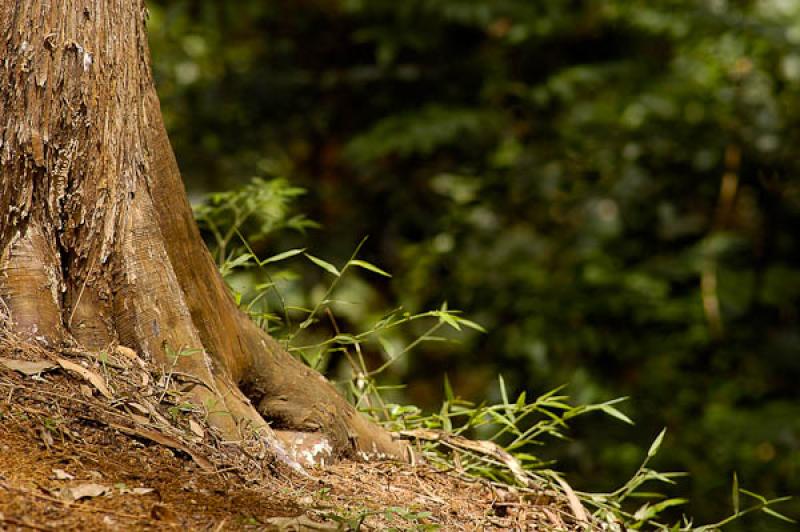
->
xmin=147 ymin=1 xmax=800 ymax=527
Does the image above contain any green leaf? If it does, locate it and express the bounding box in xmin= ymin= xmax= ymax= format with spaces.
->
xmin=332 ymin=334 xmax=358 ymax=345
xmin=498 ymin=375 xmax=510 ymax=407
xmin=515 ymin=391 xmax=527 ymax=409
xmin=261 ymin=248 xmax=306 ymax=264
xmin=220 ymin=253 xmax=254 ymax=275
xmin=443 ymin=374 xmax=454 ymax=401
xmin=648 ymin=428 xmax=667 ymax=457
xmin=304 ymin=253 xmax=340 ymax=276
xmin=649 ymin=497 xmax=688 ymax=514
xmin=457 ymin=317 xmax=486 ymax=332
xmin=300 ymin=348 xmax=322 ymax=368
xmin=634 ymin=498 xmax=688 ymax=522
xmin=762 ymin=506 xmax=797 ymax=524
xmin=599 ymin=404 xmax=634 ymax=425
xmin=732 ymin=472 xmax=739 ymax=514
xmin=348 ymin=259 xmax=392 ymax=277
xmin=432 ymin=310 xmax=461 ymax=330
xmin=740 ymin=489 xmax=767 ymax=504
xmin=377 ymin=336 xmax=395 ymax=358
xmin=298 ymin=316 xmax=318 ymax=329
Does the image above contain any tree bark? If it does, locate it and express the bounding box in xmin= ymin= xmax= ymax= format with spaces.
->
xmin=0 ymin=0 xmax=406 ymax=465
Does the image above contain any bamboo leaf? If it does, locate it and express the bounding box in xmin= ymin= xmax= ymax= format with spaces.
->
xmin=740 ymin=489 xmax=767 ymax=504
xmin=348 ymin=259 xmax=392 ymax=277
xmin=648 ymin=428 xmax=667 ymax=457
xmin=457 ymin=317 xmax=486 ymax=333
xmin=443 ymin=374 xmax=454 ymax=401
xmin=763 ymin=506 xmax=797 ymax=524
xmin=304 ymin=253 xmax=340 ymax=276
xmin=261 ymin=248 xmax=306 ymax=264
xmin=599 ymin=404 xmax=634 ymax=425
xmin=435 ymin=311 xmax=461 ymax=330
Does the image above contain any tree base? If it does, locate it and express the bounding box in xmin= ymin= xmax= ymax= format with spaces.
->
xmin=0 ymin=0 xmax=406 ymax=467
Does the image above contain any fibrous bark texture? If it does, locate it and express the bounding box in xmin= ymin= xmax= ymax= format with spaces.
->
xmin=0 ymin=0 xmax=406 ymax=465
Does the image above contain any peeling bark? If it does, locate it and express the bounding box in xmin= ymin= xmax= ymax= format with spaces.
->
xmin=0 ymin=0 xmax=408 ymax=464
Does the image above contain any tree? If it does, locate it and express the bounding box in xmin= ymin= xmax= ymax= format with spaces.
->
xmin=0 ymin=0 xmax=406 ymax=465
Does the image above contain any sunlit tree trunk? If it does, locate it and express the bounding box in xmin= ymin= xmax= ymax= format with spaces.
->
xmin=0 ymin=0 xmax=406 ymax=464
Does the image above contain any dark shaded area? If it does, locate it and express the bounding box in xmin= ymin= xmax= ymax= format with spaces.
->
xmin=147 ymin=1 xmax=800 ymax=527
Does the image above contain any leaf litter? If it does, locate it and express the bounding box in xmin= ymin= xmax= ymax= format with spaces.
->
xmin=0 ymin=332 xmax=589 ymax=530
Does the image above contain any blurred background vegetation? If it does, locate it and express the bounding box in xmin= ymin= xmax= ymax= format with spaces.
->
xmin=146 ymin=0 xmax=799 ymax=528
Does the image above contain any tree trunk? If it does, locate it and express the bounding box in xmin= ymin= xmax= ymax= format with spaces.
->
xmin=0 ymin=0 xmax=406 ymax=465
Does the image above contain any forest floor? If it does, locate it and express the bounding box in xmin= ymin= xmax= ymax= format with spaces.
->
xmin=0 ymin=336 xmax=584 ymax=531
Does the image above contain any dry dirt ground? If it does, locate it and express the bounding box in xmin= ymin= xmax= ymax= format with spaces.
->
xmin=0 ymin=337 xmax=584 ymax=531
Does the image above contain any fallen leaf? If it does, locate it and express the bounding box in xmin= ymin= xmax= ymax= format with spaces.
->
xmin=39 ymin=428 xmax=54 ymax=447
xmin=115 ymin=345 xmax=137 ymax=358
xmin=553 ymin=474 xmax=588 ymax=525
xmin=79 ymin=384 xmax=93 ymax=398
xmin=115 ymin=345 xmax=144 ymax=366
xmin=150 ymin=503 xmax=177 ymax=521
xmin=56 ymin=358 xmax=112 ymax=398
xmin=0 ymin=357 xmax=57 ymax=376
xmin=129 ymin=413 xmax=150 ymax=425
xmin=398 ymin=428 xmax=529 ymax=486
xmin=188 ymin=419 xmax=204 ymax=438
xmin=52 ymin=468 xmax=75 ymax=480
xmin=60 ymin=483 xmax=110 ymax=501
xmin=117 ymin=485 xmax=154 ymax=495
xmin=127 ymin=402 xmax=149 ymax=415
xmin=264 ymin=516 xmax=340 ymax=531
xmin=108 ymin=422 xmax=213 ymax=471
